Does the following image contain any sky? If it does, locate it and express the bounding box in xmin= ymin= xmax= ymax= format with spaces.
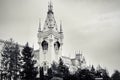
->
xmin=0 ymin=0 xmax=120 ymax=75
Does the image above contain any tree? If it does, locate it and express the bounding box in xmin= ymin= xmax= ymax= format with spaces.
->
xmin=47 ymin=68 xmax=53 ymax=79
xmin=9 ymin=44 xmax=22 ymax=80
xmin=96 ymin=66 xmax=110 ymax=80
xmin=1 ymin=39 xmax=21 ymax=80
xmin=59 ymin=58 xmax=64 ymax=66
xmin=111 ymin=70 xmax=120 ymax=80
xmin=39 ymin=67 xmax=44 ymax=80
xmin=51 ymin=61 xmax=58 ymax=71
xmin=49 ymin=58 xmax=70 ymax=80
xmin=77 ymin=68 xmax=95 ymax=80
xmin=102 ymin=69 xmax=111 ymax=80
xmin=58 ymin=58 xmax=70 ymax=80
xmin=1 ymin=41 xmax=11 ymax=80
xmin=20 ymin=43 xmax=38 ymax=80
xmin=91 ymin=65 xmax=95 ymax=72
xmin=51 ymin=61 xmax=58 ymax=77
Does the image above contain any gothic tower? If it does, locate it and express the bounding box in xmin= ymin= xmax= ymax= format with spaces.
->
xmin=37 ymin=2 xmax=64 ymax=71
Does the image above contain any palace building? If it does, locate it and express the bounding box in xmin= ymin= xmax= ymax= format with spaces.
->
xmin=0 ymin=2 xmax=86 ymax=74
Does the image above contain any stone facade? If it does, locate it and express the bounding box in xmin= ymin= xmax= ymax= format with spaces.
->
xmin=0 ymin=2 xmax=86 ymax=73
xmin=37 ymin=2 xmax=63 ymax=70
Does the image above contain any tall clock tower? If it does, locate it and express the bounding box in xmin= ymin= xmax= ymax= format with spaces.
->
xmin=37 ymin=2 xmax=64 ymax=70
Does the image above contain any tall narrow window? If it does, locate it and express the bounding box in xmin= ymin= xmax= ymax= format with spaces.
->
xmin=54 ymin=41 xmax=60 ymax=50
xmin=41 ymin=40 xmax=48 ymax=50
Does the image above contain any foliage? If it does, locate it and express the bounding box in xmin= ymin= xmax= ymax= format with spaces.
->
xmin=39 ymin=67 xmax=44 ymax=80
xmin=1 ymin=40 xmax=120 ymax=80
xmin=1 ymin=40 xmax=21 ymax=80
xmin=97 ymin=68 xmax=111 ymax=80
xmin=20 ymin=43 xmax=38 ymax=80
xmin=47 ymin=58 xmax=70 ymax=80
xmin=111 ymin=70 xmax=120 ymax=80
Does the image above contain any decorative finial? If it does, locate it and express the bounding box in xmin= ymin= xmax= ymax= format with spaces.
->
xmin=10 ymin=38 xmax=13 ymax=42
xmin=32 ymin=43 xmax=34 ymax=50
xmin=48 ymin=0 xmax=53 ymax=14
xmin=38 ymin=18 xmax=41 ymax=32
xmin=26 ymin=42 xmax=29 ymax=47
xmin=9 ymin=38 xmax=14 ymax=44
xmin=60 ymin=20 xmax=63 ymax=33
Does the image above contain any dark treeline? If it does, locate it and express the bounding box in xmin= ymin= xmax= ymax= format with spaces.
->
xmin=0 ymin=40 xmax=120 ymax=80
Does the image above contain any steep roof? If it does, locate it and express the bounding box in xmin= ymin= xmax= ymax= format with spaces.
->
xmin=43 ymin=2 xmax=58 ymax=32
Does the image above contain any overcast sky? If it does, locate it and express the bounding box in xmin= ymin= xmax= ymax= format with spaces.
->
xmin=0 ymin=0 xmax=120 ymax=75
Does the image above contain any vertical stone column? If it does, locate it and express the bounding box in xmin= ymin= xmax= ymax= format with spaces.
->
xmin=48 ymin=37 xmax=54 ymax=67
xmin=38 ymin=42 xmax=41 ymax=67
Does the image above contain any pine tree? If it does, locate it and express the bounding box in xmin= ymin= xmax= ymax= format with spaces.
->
xmin=57 ymin=58 xmax=64 ymax=77
xmin=1 ymin=41 xmax=10 ymax=80
xmin=39 ymin=67 xmax=44 ymax=80
xmin=1 ymin=39 xmax=21 ymax=80
xmin=11 ymin=44 xmax=22 ymax=80
xmin=102 ymin=69 xmax=111 ymax=80
xmin=111 ymin=70 xmax=120 ymax=80
xmin=20 ymin=43 xmax=38 ymax=80
xmin=59 ymin=58 xmax=63 ymax=67
xmin=51 ymin=61 xmax=57 ymax=71
xmin=58 ymin=58 xmax=70 ymax=79
xmin=47 ymin=68 xmax=53 ymax=79
xmin=91 ymin=65 xmax=95 ymax=72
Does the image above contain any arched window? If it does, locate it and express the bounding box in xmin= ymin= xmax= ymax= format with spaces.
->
xmin=54 ymin=41 xmax=60 ymax=50
xmin=41 ymin=40 xmax=48 ymax=50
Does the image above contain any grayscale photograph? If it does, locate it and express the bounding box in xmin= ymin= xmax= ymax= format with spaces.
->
xmin=0 ymin=0 xmax=120 ymax=80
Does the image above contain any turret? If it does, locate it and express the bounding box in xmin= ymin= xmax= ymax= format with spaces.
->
xmin=37 ymin=1 xmax=64 ymax=71
xmin=38 ymin=18 xmax=41 ymax=32
xmin=60 ymin=21 xmax=63 ymax=33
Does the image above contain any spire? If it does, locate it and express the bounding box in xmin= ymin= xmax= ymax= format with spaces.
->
xmin=48 ymin=0 xmax=53 ymax=14
xmin=10 ymin=38 xmax=13 ymax=43
xmin=32 ymin=43 xmax=34 ymax=50
xmin=38 ymin=18 xmax=41 ymax=32
xmin=60 ymin=21 xmax=63 ymax=33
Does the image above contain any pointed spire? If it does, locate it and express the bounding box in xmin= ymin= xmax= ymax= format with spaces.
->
xmin=26 ymin=42 xmax=29 ymax=47
xmin=10 ymin=38 xmax=13 ymax=43
xmin=32 ymin=43 xmax=34 ymax=50
xmin=38 ymin=18 xmax=41 ymax=32
xmin=48 ymin=0 xmax=53 ymax=14
xmin=60 ymin=21 xmax=63 ymax=33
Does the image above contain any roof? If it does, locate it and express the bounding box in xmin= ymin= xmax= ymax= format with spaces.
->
xmin=61 ymin=56 xmax=71 ymax=60
xmin=43 ymin=2 xmax=58 ymax=32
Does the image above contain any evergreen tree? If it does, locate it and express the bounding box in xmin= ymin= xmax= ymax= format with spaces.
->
xmin=111 ymin=70 xmax=120 ymax=80
xmin=102 ymin=69 xmax=111 ymax=80
xmin=95 ymin=70 xmax=102 ymax=78
xmin=20 ymin=43 xmax=38 ymax=80
xmin=77 ymin=68 xmax=95 ymax=80
xmin=10 ymin=44 xmax=21 ymax=80
xmin=59 ymin=58 xmax=63 ymax=67
xmin=51 ymin=61 xmax=58 ymax=71
xmin=1 ymin=41 xmax=10 ymax=80
xmin=91 ymin=65 xmax=95 ymax=72
xmin=47 ymin=68 xmax=53 ymax=79
xmin=96 ymin=67 xmax=110 ymax=80
xmin=39 ymin=67 xmax=44 ymax=80
xmin=51 ymin=62 xmax=58 ymax=77
xmin=1 ymin=39 xmax=21 ymax=80
xmin=58 ymin=58 xmax=70 ymax=80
